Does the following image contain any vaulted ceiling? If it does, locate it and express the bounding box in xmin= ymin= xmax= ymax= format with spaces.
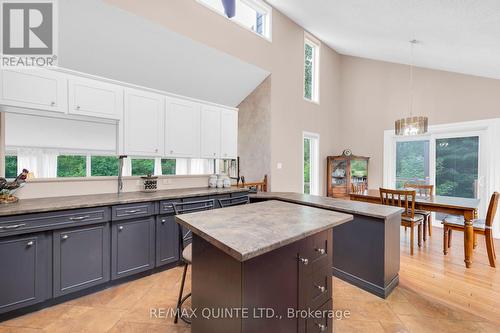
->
xmin=268 ymin=0 xmax=500 ymax=79
xmin=58 ymin=0 xmax=269 ymax=107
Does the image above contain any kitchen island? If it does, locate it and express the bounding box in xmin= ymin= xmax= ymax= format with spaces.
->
xmin=250 ymin=192 xmax=404 ymax=298
xmin=176 ymin=200 xmax=353 ymax=333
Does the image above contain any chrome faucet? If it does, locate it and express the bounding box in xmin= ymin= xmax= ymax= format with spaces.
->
xmin=118 ymin=155 xmax=127 ymax=196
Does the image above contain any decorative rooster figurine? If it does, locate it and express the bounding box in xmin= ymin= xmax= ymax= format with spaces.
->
xmin=0 ymin=169 xmax=29 ymax=203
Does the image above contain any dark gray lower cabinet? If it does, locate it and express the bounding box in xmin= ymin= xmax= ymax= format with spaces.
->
xmin=111 ymin=217 xmax=155 ymax=280
xmin=155 ymin=215 xmax=179 ymax=267
xmin=53 ymin=224 xmax=110 ymax=297
xmin=0 ymin=233 xmax=51 ymax=314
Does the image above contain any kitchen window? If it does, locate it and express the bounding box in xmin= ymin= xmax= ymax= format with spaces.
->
xmin=304 ymin=33 xmax=320 ymax=103
xmin=3 ymin=148 xmax=222 ymax=179
xmin=4 ymin=155 xmax=17 ymax=179
xmin=197 ymin=0 xmax=272 ymax=40
xmin=57 ymin=155 xmax=86 ymax=178
xmin=131 ymin=159 xmax=155 ymax=176
xmin=91 ymin=156 xmax=119 ymax=177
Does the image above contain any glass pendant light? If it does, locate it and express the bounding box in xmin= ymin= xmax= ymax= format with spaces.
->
xmin=395 ymin=40 xmax=428 ymax=136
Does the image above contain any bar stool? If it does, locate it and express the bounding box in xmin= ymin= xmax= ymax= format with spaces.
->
xmin=218 ymin=195 xmax=250 ymax=208
xmin=173 ymin=199 xmax=214 ymax=325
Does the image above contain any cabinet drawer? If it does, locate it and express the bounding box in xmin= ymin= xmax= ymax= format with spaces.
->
xmin=305 ymin=299 xmax=333 ymax=333
xmin=159 ymin=200 xmax=180 ymax=215
xmin=112 ymin=202 xmax=156 ymax=221
xmin=299 ymin=230 xmax=332 ymax=273
xmin=0 ymin=208 xmax=111 ymax=237
xmin=303 ymin=267 xmax=332 ymax=311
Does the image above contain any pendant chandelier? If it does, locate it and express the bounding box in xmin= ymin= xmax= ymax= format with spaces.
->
xmin=395 ymin=40 xmax=428 ymax=136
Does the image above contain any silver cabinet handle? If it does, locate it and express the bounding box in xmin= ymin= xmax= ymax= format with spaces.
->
xmin=119 ymin=226 xmax=124 ymax=231
xmin=161 ymin=219 xmax=167 ymax=224
xmin=154 ymin=148 xmax=158 ymax=153
xmin=316 ymin=285 xmax=326 ymax=293
xmin=316 ymin=248 xmax=326 ymax=255
xmin=317 ymin=324 xmax=326 ymax=332
xmin=27 ymin=241 xmax=34 ymax=247
xmin=69 ymin=215 xmax=90 ymax=221
xmin=299 ymin=257 xmax=309 ymax=265
xmin=76 ymin=105 xmax=81 ymax=110
xmin=62 ymin=235 xmax=69 ymax=240
xmin=0 ymin=223 xmax=26 ymax=230
xmin=50 ymin=101 xmax=55 ymax=106
xmin=125 ymin=209 xmax=140 ymax=214
xmin=170 ymin=150 xmax=174 ymax=154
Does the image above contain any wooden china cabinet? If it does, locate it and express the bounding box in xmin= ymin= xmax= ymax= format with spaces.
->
xmin=327 ymin=150 xmax=369 ymax=198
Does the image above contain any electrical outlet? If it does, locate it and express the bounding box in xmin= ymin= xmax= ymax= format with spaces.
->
xmin=277 ymin=163 xmax=283 ymax=169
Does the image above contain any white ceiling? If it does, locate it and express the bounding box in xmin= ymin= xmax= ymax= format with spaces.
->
xmin=58 ymin=0 xmax=269 ymax=107
xmin=267 ymin=0 xmax=500 ymax=80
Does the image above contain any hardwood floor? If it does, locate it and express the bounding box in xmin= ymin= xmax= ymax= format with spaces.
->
xmin=0 ymin=226 xmax=498 ymax=332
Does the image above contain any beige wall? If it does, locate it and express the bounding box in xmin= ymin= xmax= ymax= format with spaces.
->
xmin=105 ymin=0 xmax=343 ymax=195
xmin=339 ymin=55 xmax=500 ymax=188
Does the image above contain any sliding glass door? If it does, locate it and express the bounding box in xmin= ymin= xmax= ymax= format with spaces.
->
xmin=394 ymin=135 xmax=480 ymax=199
xmin=435 ymin=136 xmax=479 ymax=199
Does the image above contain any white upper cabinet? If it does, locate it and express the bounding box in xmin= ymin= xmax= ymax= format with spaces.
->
xmin=68 ymin=76 xmax=123 ymax=120
xmin=124 ymin=89 xmax=165 ymax=157
xmin=220 ymin=109 xmax=238 ymax=159
xmin=0 ymin=69 xmax=67 ymax=114
xmin=165 ymin=97 xmax=201 ymax=158
xmin=200 ymin=105 xmax=221 ymax=159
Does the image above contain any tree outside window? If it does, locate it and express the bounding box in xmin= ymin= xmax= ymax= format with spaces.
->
xmin=131 ymin=159 xmax=155 ymax=176
xmin=91 ymin=156 xmax=119 ymax=176
xmin=57 ymin=155 xmax=86 ymax=177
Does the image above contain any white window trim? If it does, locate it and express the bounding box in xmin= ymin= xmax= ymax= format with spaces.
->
xmin=383 ymin=118 xmax=500 ymax=239
xmin=304 ymin=32 xmax=321 ymax=104
xmin=196 ymin=0 xmax=273 ymax=42
xmin=303 ymin=131 xmax=320 ymax=195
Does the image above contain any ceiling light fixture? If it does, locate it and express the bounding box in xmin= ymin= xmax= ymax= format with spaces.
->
xmin=395 ymin=39 xmax=428 ymax=136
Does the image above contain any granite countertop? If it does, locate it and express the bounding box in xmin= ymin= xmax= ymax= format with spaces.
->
xmin=250 ymin=192 xmax=403 ymax=219
xmin=0 ymin=187 xmax=247 ymax=217
xmin=176 ymin=200 xmax=352 ymax=262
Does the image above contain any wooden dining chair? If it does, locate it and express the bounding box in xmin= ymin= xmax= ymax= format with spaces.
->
xmin=442 ymin=192 xmax=498 ymax=268
xmin=380 ymin=188 xmax=425 ymax=255
xmin=351 ymin=183 xmax=366 ymax=194
xmin=404 ymin=183 xmax=434 ymax=241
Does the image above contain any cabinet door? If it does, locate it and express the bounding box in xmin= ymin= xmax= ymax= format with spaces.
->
xmin=111 ymin=217 xmax=155 ymax=280
xmin=200 ymin=105 xmax=221 ymax=159
xmin=0 ymin=68 xmax=67 ymax=113
xmin=124 ymin=89 xmax=164 ymax=156
xmin=220 ymin=109 xmax=238 ymax=159
xmin=68 ymin=76 xmax=123 ymax=120
xmin=156 ymin=215 xmax=179 ymax=267
xmin=165 ymin=97 xmax=200 ymax=158
xmin=53 ymin=224 xmax=110 ymax=297
xmin=0 ymin=233 xmax=50 ymax=314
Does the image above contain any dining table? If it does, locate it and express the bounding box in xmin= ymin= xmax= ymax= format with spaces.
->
xmin=349 ymin=189 xmax=481 ymax=268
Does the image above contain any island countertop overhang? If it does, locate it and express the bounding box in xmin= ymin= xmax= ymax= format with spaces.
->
xmin=175 ymin=200 xmax=353 ymax=262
